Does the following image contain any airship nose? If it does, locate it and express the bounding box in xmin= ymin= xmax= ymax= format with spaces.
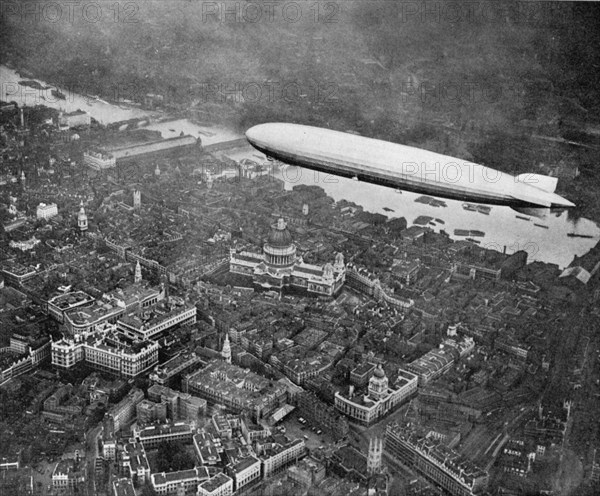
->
xmin=245 ymin=125 xmax=260 ymax=144
xmin=245 ymin=124 xmax=273 ymax=147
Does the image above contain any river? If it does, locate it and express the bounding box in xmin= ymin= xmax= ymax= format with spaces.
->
xmin=276 ymin=165 xmax=599 ymax=269
xmin=1 ymin=65 xmax=149 ymax=124
xmin=2 ymin=64 xmax=598 ymax=269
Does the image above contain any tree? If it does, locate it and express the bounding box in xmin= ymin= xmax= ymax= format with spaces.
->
xmin=155 ymin=442 xmax=194 ymax=472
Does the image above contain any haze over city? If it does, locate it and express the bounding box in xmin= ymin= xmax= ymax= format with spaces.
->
xmin=1 ymin=1 xmax=600 ymax=496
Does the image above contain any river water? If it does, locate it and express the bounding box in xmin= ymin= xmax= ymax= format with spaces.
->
xmin=277 ymin=166 xmax=600 ymax=268
xmin=0 ymin=65 xmax=149 ymax=124
xmin=2 ymin=64 xmax=598 ymax=268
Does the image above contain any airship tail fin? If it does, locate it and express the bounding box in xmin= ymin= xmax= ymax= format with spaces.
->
xmin=516 ymin=173 xmax=558 ymax=193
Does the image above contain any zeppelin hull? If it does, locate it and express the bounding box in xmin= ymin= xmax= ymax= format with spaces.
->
xmin=253 ymin=143 xmax=550 ymax=208
xmin=246 ymin=123 xmax=575 ymax=209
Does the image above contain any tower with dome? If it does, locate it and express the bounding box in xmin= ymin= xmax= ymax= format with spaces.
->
xmin=229 ymin=218 xmax=345 ymax=296
xmin=77 ymin=201 xmax=88 ymax=233
xmin=334 ymin=364 xmax=418 ymax=426
xmin=368 ymin=364 xmax=389 ymax=401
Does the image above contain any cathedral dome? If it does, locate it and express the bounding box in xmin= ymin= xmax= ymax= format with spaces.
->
xmin=373 ymin=364 xmax=385 ymax=379
xmin=267 ymin=218 xmax=293 ymax=248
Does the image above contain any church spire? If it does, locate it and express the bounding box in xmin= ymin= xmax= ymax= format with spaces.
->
xmin=221 ymin=333 xmax=231 ymax=364
xmin=134 ymin=261 xmax=142 ymax=284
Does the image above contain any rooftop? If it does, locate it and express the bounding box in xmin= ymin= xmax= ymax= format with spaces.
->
xmin=229 ymin=456 xmax=260 ymax=474
xmin=395 ymin=369 xmax=418 ymax=387
xmin=152 ymin=467 xmax=209 ymax=485
xmin=48 ymin=291 xmax=95 ymax=311
xmin=185 ymin=360 xmax=287 ymax=412
xmin=199 ymin=472 xmax=233 ymax=492
xmin=118 ymin=302 xmax=194 ymax=332
xmin=137 ymin=421 xmax=192 ymax=439
xmin=333 ymin=446 xmax=367 ymax=476
xmin=351 ymin=362 xmax=375 ymax=377
xmin=121 ymin=441 xmax=150 ymax=472
xmin=113 ymin=478 xmax=136 ymax=496
xmin=387 ymin=423 xmax=488 ymax=486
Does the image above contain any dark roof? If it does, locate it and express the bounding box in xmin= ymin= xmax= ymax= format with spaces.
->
xmin=267 ymin=220 xmax=293 ymax=248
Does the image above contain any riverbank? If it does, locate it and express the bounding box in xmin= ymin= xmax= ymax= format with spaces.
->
xmin=2 ymin=62 xmax=600 ymax=269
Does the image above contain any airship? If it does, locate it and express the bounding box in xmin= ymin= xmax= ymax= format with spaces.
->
xmin=245 ymin=123 xmax=575 ymax=209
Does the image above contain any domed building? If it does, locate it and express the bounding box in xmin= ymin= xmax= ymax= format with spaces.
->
xmin=334 ymin=365 xmax=418 ymax=426
xmin=368 ymin=365 xmax=389 ymax=401
xmin=229 ymin=218 xmax=346 ymax=296
xmin=77 ymin=201 xmax=88 ymax=233
xmin=263 ymin=218 xmax=296 ymax=267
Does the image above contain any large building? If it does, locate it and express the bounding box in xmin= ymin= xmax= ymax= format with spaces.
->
xmin=52 ymin=459 xmax=85 ymax=490
xmin=1 ymin=262 xmax=36 ymax=287
xmin=197 ymin=472 xmax=233 ymax=496
xmin=51 ymin=322 xmax=159 ymax=377
xmin=36 ymin=202 xmax=58 ymax=220
xmin=227 ymin=456 xmax=261 ymax=493
xmin=136 ymin=399 xmax=168 ymax=424
xmin=47 ymin=291 xmax=98 ymax=324
xmin=230 ymin=218 xmax=346 ymax=296
xmin=334 ymin=366 xmax=418 ymax=425
xmin=117 ymin=303 xmax=196 ymax=340
xmin=274 ymin=352 xmax=334 ymax=386
xmin=406 ymin=338 xmax=475 ymax=386
xmin=43 ymin=383 xmax=83 ymax=421
xmin=83 ymin=150 xmax=116 ymax=170
xmin=147 ymin=384 xmax=207 ymax=422
xmin=288 ymin=457 xmax=326 ymax=487
xmin=183 ymin=360 xmax=287 ymax=421
xmin=99 ymin=135 xmax=198 ymax=164
xmin=59 ymin=109 xmax=91 ymax=128
xmin=133 ymin=421 xmax=193 ymax=449
xmin=60 ymin=284 xmax=164 ymax=335
xmin=112 ymin=478 xmax=136 ymax=496
xmin=0 ymin=338 xmax=50 ymax=383
xmin=350 ymin=362 xmax=376 ymax=388
xmin=257 ymin=437 xmax=305 ymax=478
xmin=386 ymin=423 xmax=488 ymax=496
xmin=149 ymin=350 xmax=203 ymax=386
xmin=346 ymin=264 xmax=414 ymax=309
xmin=151 ymin=467 xmax=210 ymax=496
xmin=120 ymin=441 xmax=151 ymax=485
xmin=105 ymin=388 xmax=145 ymax=432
